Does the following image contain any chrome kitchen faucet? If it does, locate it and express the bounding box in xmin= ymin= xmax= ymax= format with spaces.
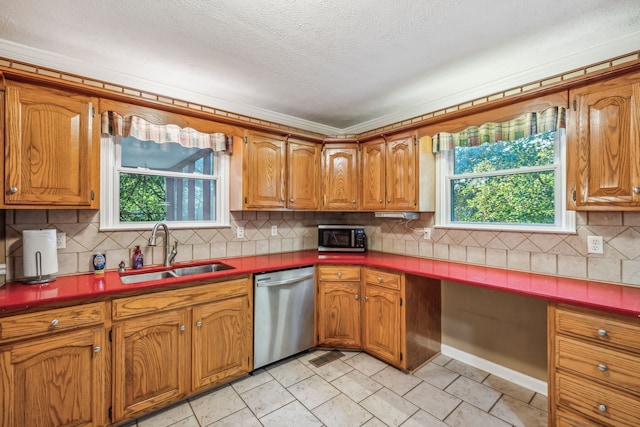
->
xmin=149 ymin=222 xmax=178 ymax=267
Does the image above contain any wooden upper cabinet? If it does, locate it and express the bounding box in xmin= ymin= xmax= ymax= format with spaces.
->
xmin=245 ymin=132 xmax=286 ymax=209
xmin=287 ymin=139 xmax=320 ymax=209
xmin=3 ymin=81 xmax=99 ymax=208
xmin=361 ymin=132 xmax=417 ymax=211
xmin=322 ymin=143 xmax=359 ymax=210
xmin=361 ymin=139 xmax=386 ymax=210
xmin=568 ymin=71 xmax=640 ymax=209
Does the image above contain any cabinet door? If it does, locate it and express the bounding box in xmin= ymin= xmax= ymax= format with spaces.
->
xmin=111 ymin=310 xmax=190 ymax=422
xmin=192 ymin=295 xmax=252 ymax=391
xmin=363 ymin=284 xmax=401 ymax=365
xmin=287 ymin=140 xmax=320 ymax=209
xmin=386 ymin=135 xmax=416 ymax=211
xmin=361 ymin=139 xmax=386 ymax=210
xmin=4 ymin=83 xmax=99 ymax=208
xmin=570 ymin=73 xmax=640 ymax=208
xmin=0 ymin=328 xmax=106 ymax=427
xmin=322 ymin=144 xmax=359 ymax=210
xmin=317 ymin=281 xmax=361 ymax=348
xmin=246 ymin=133 xmax=286 ymax=208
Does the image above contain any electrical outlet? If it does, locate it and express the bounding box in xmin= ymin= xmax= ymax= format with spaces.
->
xmin=587 ymin=235 xmax=603 ymax=254
xmin=423 ymin=227 xmax=431 ymax=240
xmin=271 ymin=225 xmax=278 ymax=236
xmin=56 ymin=232 xmax=66 ymax=249
xmin=236 ymin=226 xmax=245 ymax=239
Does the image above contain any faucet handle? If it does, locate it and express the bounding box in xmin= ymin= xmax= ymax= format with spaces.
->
xmin=169 ymin=241 xmax=178 ymax=264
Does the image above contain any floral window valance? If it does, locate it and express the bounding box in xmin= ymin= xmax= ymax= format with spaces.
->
xmin=101 ymin=111 xmax=230 ymax=152
xmin=432 ymin=106 xmax=566 ymax=152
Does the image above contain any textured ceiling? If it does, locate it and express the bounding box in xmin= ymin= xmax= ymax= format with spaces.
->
xmin=1 ymin=0 xmax=639 ymax=134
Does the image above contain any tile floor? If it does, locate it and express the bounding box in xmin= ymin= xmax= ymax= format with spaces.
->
xmin=127 ymin=350 xmax=548 ymax=427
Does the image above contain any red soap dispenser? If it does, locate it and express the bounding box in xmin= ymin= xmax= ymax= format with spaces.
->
xmin=132 ymin=245 xmax=144 ymax=269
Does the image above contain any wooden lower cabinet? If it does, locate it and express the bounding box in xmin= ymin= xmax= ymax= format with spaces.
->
xmin=317 ymin=266 xmax=441 ymax=371
xmin=316 ymin=265 xmax=362 ymax=348
xmin=0 ymin=303 xmax=108 ymax=427
xmin=111 ymin=309 xmax=190 ymax=421
xmin=111 ymin=277 xmax=253 ymax=424
xmin=549 ymin=303 xmax=640 ymax=427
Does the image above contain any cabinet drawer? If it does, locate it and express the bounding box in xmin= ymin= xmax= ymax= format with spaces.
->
xmin=112 ymin=277 xmax=250 ymax=320
xmin=556 ymin=372 xmax=640 ymax=427
xmin=556 ymin=335 xmax=640 ymax=394
xmin=555 ymin=305 xmax=640 ymax=353
xmin=317 ymin=266 xmax=361 ymax=282
xmin=556 ymin=408 xmax=605 ymax=427
xmin=0 ymin=302 xmax=106 ymax=342
xmin=364 ymin=269 xmax=400 ymax=290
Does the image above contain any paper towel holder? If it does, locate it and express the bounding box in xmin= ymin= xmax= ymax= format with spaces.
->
xmin=22 ymin=229 xmax=58 ymax=284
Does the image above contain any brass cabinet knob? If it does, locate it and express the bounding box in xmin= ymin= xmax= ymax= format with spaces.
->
xmin=365 ymin=296 xmax=369 ymax=302
xmin=377 ymin=276 xmax=382 ymax=283
xmin=8 ymin=186 xmax=17 ymax=194
xmin=352 ymin=200 xmax=356 ymax=204
xmin=196 ymin=321 xmax=203 ymax=328
xmin=180 ymin=325 xmax=186 ymax=332
xmin=379 ymin=199 xmax=383 ymax=203
xmin=290 ymin=198 xmax=294 ymax=203
xmin=337 ymin=272 xmax=342 ymax=279
xmin=387 ymin=199 xmax=391 ymax=203
xmin=354 ymin=294 xmax=359 ymax=300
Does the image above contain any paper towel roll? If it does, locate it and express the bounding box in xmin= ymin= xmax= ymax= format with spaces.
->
xmin=23 ymin=229 xmax=58 ymax=281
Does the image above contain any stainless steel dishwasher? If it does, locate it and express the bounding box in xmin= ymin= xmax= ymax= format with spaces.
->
xmin=253 ymin=265 xmax=315 ymax=369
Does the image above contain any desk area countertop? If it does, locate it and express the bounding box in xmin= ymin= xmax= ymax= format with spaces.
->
xmin=1 ymin=250 xmax=640 ymax=317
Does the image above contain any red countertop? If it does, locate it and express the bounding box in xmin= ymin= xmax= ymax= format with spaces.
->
xmin=2 ymin=250 xmax=640 ymax=317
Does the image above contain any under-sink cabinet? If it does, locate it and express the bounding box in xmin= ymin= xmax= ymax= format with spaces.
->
xmin=548 ymin=303 xmax=640 ymax=426
xmin=110 ymin=277 xmax=253 ymax=423
xmin=0 ymin=302 xmax=108 ymax=427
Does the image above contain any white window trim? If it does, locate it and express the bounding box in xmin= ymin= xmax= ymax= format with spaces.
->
xmin=100 ymin=135 xmax=230 ymax=231
xmin=435 ymin=129 xmax=575 ymax=234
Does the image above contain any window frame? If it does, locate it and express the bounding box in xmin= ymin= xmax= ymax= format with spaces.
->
xmin=100 ymin=134 xmax=230 ymax=231
xmin=435 ymin=124 xmax=575 ymax=234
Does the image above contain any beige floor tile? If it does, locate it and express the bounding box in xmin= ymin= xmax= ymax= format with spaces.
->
xmin=360 ymin=417 xmax=387 ymax=427
xmin=344 ymin=352 xmax=388 ymax=376
xmin=231 ymin=369 xmax=274 ymax=394
xmin=445 ymin=376 xmax=502 ymax=412
xmin=210 ymin=407 xmax=261 ymax=427
xmin=339 ymin=349 xmax=361 ymax=361
xmin=444 ymin=359 xmax=490 ymax=382
xmin=490 ymin=394 xmax=548 ymax=427
xmin=413 ymin=362 xmax=459 ymax=390
xmin=404 ymin=381 xmax=461 ymax=420
xmin=260 ymin=400 xmax=322 ymax=427
xmin=137 ymin=401 xmax=194 ymax=427
xmin=446 ymin=402 xmax=510 ymax=427
xmin=360 ymin=388 xmax=419 ymax=427
xmin=483 ymin=374 xmax=536 ymax=403
xmin=331 ymin=369 xmax=383 ymax=402
xmin=287 ymin=374 xmax=341 ymax=410
xmin=239 ymin=379 xmax=295 ymax=418
xmin=530 ymin=393 xmax=548 ymax=411
xmin=267 ymin=358 xmax=315 ymax=387
xmin=370 ymin=365 xmax=422 ymax=396
xmin=313 ymin=394 xmax=373 ymax=427
xmin=431 ymin=354 xmax=453 ymax=366
xmin=308 ymin=358 xmax=354 ymax=382
xmin=189 ymin=385 xmax=245 ymax=426
xmin=167 ymin=415 xmax=201 ymax=427
xmin=401 ymin=409 xmax=449 ymax=427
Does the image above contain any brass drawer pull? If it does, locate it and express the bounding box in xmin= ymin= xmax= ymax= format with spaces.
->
xmin=597 ymin=363 xmax=608 ymax=372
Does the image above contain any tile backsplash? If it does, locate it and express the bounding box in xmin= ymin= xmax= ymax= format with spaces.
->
xmin=4 ymin=210 xmax=640 ymax=286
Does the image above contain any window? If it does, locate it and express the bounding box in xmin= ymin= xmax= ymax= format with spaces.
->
xmin=435 ymin=107 xmax=574 ymax=233
xmin=100 ymin=112 xmax=230 ymax=230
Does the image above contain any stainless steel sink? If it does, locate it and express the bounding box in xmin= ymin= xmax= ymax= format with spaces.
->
xmin=119 ymin=270 xmax=177 ymax=284
xmin=119 ymin=262 xmax=235 ymax=284
xmin=171 ymin=263 xmax=234 ymax=276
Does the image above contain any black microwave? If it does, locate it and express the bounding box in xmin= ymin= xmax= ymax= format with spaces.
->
xmin=318 ymin=225 xmax=366 ymax=252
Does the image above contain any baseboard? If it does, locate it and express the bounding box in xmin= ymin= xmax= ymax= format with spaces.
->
xmin=441 ymin=344 xmax=548 ymax=396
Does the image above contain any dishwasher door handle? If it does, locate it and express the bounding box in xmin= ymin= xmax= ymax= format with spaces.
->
xmin=256 ymin=273 xmax=315 ymax=287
